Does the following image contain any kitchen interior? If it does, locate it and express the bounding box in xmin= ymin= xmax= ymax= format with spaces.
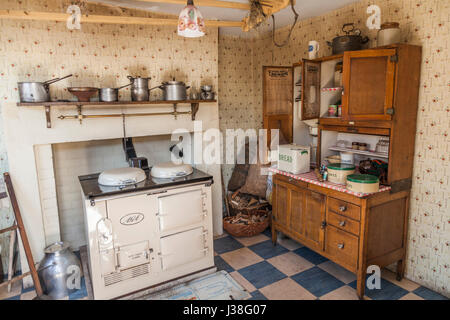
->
xmin=0 ymin=0 xmax=448 ymax=302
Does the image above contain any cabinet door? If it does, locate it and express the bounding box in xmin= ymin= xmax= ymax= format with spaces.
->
xmin=303 ymin=190 xmax=326 ymax=251
xmin=342 ymin=49 xmax=397 ymax=121
xmin=301 ymin=60 xmax=321 ymax=120
xmin=288 ymin=186 xmax=306 ymax=237
xmin=273 ymin=182 xmax=289 ymax=227
xmin=273 ymin=179 xmax=325 ymax=251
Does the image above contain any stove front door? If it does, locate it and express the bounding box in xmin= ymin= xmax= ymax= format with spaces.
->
xmin=157 ymin=187 xmax=206 ymax=234
xmin=106 ymin=194 xmax=159 ymax=271
xmin=159 ymin=227 xmax=208 ymax=271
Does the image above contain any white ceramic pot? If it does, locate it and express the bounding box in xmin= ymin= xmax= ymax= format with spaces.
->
xmin=377 ymin=22 xmax=401 ymax=47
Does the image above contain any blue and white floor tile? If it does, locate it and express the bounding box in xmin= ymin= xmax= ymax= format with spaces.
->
xmin=1 ymin=230 xmax=448 ymax=300
xmin=216 ymin=230 xmax=448 ymax=301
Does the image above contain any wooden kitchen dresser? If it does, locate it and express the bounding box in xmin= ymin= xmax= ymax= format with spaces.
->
xmin=270 ymin=44 xmax=422 ymax=299
xmin=271 ymin=172 xmax=410 ymax=299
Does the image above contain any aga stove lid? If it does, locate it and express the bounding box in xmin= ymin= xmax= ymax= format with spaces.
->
xmin=98 ymin=167 xmax=147 ymax=186
xmin=151 ymin=162 xmax=193 ymax=179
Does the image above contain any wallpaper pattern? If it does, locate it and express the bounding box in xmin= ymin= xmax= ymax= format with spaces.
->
xmin=218 ymin=36 xmax=261 ymax=185
xmin=0 ymin=0 xmax=219 ymax=272
xmin=0 ymin=0 xmax=447 ymax=297
xmin=219 ymin=0 xmax=449 ymax=297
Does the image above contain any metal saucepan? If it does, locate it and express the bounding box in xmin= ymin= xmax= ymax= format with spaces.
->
xmin=99 ymin=83 xmax=132 ymax=102
xmin=156 ymin=79 xmax=191 ymax=101
xmin=18 ymin=74 xmax=73 ymax=103
xmin=327 ymin=23 xmax=369 ymax=55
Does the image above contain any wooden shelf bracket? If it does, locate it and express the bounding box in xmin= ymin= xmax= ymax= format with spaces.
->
xmin=45 ymin=105 xmax=51 ymax=128
xmin=191 ymin=103 xmax=200 ymax=121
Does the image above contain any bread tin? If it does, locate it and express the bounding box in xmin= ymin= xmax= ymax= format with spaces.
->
xmin=346 ymin=174 xmax=380 ymax=193
xmin=327 ymin=163 xmax=356 ymax=184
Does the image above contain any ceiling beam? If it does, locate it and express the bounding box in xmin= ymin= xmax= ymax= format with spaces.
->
xmin=133 ymin=0 xmax=252 ymax=10
xmin=0 ymin=10 xmax=243 ymax=28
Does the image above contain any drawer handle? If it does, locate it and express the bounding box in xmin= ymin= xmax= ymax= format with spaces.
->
xmin=339 ymin=220 xmax=346 ymax=227
xmin=337 ymin=243 xmax=345 ymax=249
xmin=339 ymin=206 xmax=347 ymax=212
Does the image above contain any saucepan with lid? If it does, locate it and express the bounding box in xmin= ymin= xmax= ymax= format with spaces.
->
xmin=18 ymin=74 xmax=73 ymax=103
xmin=157 ymin=79 xmax=191 ymax=101
xmin=327 ymin=23 xmax=369 ymax=54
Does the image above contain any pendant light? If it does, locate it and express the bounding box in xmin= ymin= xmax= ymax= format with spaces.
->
xmin=178 ymin=0 xmax=205 ymax=38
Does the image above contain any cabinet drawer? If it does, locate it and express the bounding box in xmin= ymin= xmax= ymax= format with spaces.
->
xmin=274 ymin=173 xmax=308 ymax=189
xmin=327 ymin=211 xmax=360 ymax=236
xmin=328 ymin=197 xmax=360 ymax=221
xmin=325 ymin=225 xmax=359 ymax=271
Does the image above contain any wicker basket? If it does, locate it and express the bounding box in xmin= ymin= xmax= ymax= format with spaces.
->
xmin=223 ymin=210 xmax=270 ymax=237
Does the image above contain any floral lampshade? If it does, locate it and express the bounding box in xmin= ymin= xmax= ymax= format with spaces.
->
xmin=178 ymin=0 xmax=205 ymax=38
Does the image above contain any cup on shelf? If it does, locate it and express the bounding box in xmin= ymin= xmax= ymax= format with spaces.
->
xmin=308 ymin=41 xmax=320 ymax=59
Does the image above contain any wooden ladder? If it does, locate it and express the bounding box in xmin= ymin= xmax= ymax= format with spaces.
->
xmin=0 ymin=172 xmax=43 ymax=297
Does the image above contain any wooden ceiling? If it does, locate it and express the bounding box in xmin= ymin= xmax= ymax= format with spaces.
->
xmin=0 ymin=1 xmax=293 ymax=30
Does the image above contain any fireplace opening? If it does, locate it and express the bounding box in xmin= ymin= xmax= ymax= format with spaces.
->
xmin=52 ymin=134 xmax=189 ymax=249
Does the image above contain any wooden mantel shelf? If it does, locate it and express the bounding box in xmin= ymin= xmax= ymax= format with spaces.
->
xmin=16 ymin=99 xmax=216 ymax=107
xmin=16 ymin=100 xmax=217 ymax=128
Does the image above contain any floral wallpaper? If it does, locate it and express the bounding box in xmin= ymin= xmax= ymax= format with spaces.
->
xmin=0 ymin=0 xmax=447 ymax=298
xmin=0 ymin=0 xmax=219 ymax=272
xmin=218 ymin=35 xmax=261 ymax=185
xmin=219 ymin=0 xmax=449 ymax=297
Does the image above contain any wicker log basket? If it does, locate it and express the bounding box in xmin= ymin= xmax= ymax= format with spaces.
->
xmin=223 ymin=210 xmax=270 ymax=237
xmin=223 ymin=191 xmax=271 ymax=237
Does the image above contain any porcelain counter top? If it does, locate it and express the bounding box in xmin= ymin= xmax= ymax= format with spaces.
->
xmin=269 ymin=168 xmax=391 ymax=198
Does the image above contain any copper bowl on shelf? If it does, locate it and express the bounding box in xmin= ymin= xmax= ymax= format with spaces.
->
xmin=68 ymin=87 xmax=98 ymax=102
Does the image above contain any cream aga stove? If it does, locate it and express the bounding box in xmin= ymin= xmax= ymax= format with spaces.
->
xmin=79 ymin=166 xmax=215 ymax=300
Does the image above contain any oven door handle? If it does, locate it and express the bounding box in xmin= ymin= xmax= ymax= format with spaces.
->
xmin=114 ymin=250 xmax=121 ymax=271
xmin=200 ymin=209 xmax=208 ymax=218
xmin=155 ymin=213 xmax=167 ymax=217
xmin=158 ymin=251 xmax=173 ymax=257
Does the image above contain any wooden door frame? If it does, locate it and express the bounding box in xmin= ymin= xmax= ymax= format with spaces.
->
xmin=263 ymin=65 xmax=294 ymax=116
xmin=263 ymin=65 xmax=294 ymax=145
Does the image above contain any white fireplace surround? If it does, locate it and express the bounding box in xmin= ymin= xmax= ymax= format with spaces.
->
xmin=2 ymin=102 xmax=222 ymax=288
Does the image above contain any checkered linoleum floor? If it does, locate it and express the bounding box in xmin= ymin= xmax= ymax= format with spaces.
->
xmin=212 ymin=229 xmax=448 ymax=300
xmin=1 ymin=229 xmax=448 ymax=300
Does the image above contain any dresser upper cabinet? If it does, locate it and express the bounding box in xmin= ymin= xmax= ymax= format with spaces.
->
xmin=292 ymin=45 xmax=418 ymax=124
xmin=341 ymin=49 xmax=397 ymax=121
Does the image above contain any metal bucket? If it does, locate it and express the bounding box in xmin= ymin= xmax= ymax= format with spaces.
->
xmin=37 ymin=242 xmax=82 ymax=299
